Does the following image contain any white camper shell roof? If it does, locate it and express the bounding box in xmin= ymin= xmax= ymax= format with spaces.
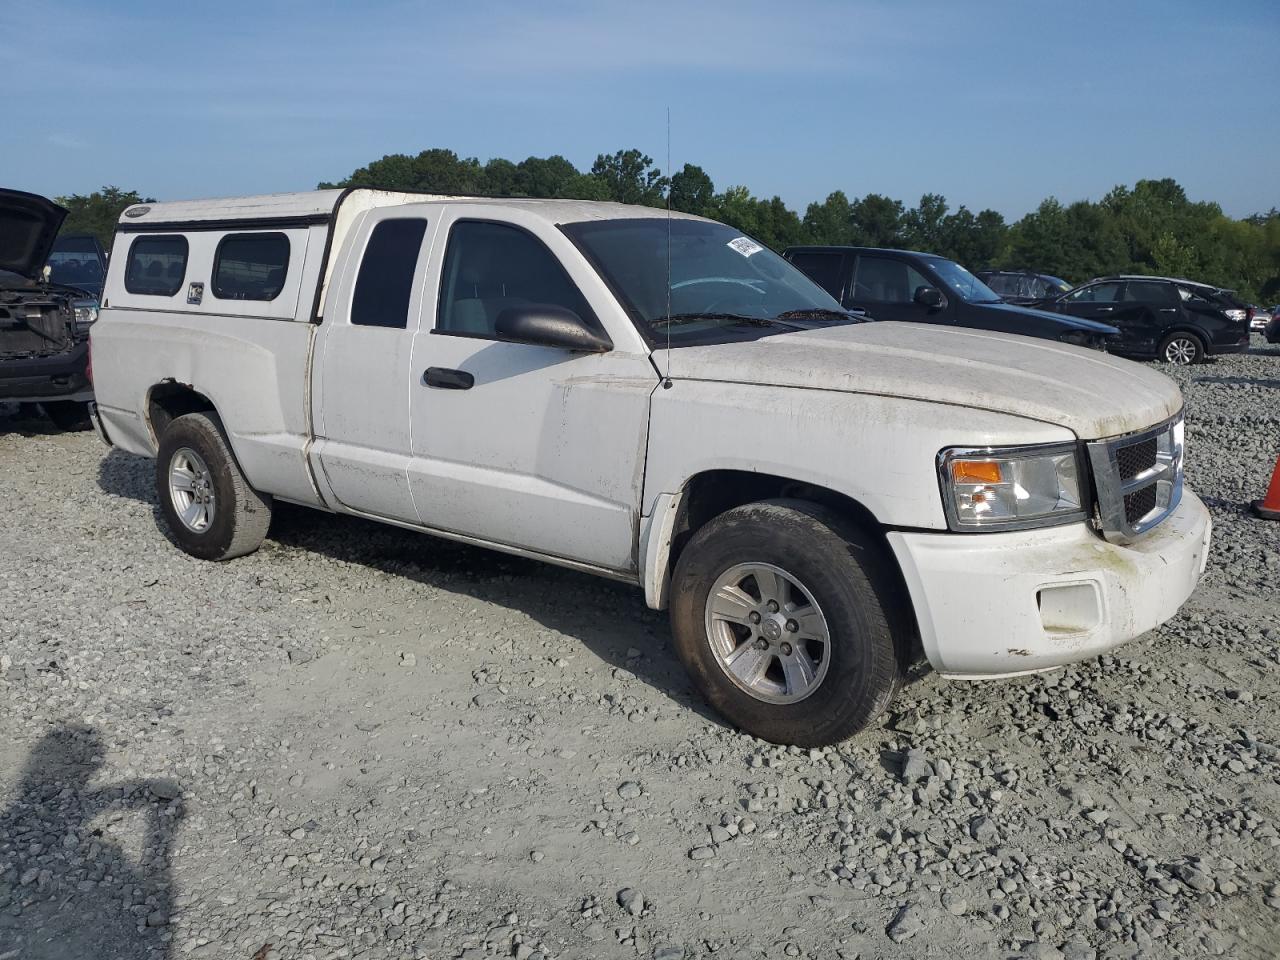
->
xmin=116 ymin=189 xmax=707 ymax=318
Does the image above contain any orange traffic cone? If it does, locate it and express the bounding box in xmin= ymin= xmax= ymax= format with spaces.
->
xmin=1253 ymin=456 xmax=1280 ymax=521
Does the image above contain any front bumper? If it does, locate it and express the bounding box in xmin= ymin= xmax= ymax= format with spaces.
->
xmin=0 ymin=340 xmax=91 ymax=403
xmin=887 ymin=489 xmax=1212 ymax=679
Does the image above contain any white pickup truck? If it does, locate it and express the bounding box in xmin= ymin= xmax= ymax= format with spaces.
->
xmin=89 ymin=189 xmax=1212 ymax=745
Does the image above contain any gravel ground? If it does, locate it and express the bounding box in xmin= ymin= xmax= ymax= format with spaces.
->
xmin=1 ymin=341 xmax=1278 ymax=960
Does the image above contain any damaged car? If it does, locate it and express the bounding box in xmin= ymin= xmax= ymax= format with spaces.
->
xmin=0 ymin=188 xmax=97 ymax=429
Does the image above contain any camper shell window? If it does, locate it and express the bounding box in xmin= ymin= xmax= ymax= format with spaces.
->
xmin=125 ymin=235 xmax=189 ymax=296
xmin=213 ymin=232 xmax=290 ymax=301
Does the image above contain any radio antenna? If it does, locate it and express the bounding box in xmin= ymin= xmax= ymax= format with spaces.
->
xmin=663 ymin=106 xmax=673 ymax=389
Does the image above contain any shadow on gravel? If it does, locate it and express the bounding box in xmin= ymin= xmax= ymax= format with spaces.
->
xmin=0 ymin=724 xmax=184 ymax=959
xmin=268 ymin=503 xmax=727 ymax=726
xmin=0 ymin=402 xmax=62 ymax=437
xmin=94 ymin=450 xmax=724 ymax=726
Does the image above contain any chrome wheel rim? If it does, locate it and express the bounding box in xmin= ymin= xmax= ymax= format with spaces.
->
xmin=1165 ymin=338 xmax=1196 ymax=364
xmin=704 ymin=562 xmax=831 ymax=704
xmin=168 ymin=447 xmax=216 ymax=532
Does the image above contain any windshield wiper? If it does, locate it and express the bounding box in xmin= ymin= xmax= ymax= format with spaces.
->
xmin=651 ymin=312 xmax=782 ymax=329
xmin=774 ymin=308 xmax=858 ymax=322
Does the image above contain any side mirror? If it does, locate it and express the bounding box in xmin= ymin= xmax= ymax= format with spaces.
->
xmin=494 ymin=305 xmax=613 ymax=353
xmin=913 ymin=285 xmax=945 ymax=309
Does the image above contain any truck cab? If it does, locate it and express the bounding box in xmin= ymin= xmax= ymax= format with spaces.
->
xmin=88 ymin=190 xmax=1212 ymax=746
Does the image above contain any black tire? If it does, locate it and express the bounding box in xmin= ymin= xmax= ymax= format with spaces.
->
xmin=669 ymin=499 xmax=906 ymax=746
xmin=43 ymin=400 xmax=92 ymax=431
xmin=1158 ymin=331 xmax=1204 ymax=365
xmin=155 ymin=412 xmax=272 ymax=560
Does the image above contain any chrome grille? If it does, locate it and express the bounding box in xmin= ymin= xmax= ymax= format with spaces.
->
xmin=1086 ymin=413 xmax=1184 ymax=544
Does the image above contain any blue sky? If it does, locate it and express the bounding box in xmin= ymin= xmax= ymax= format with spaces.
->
xmin=2 ymin=0 xmax=1276 ymax=220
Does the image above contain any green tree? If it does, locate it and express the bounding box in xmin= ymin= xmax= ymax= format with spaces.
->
xmin=319 ymin=148 xmax=484 ymax=194
xmin=55 ymin=186 xmax=154 ymax=247
xmin=802 ymin=191 xmax=854 ymax=245
xmin=515 ymin=155 xmax=580 ymax=198
xmin=669 ymin=164 xmax=715 ymax=216
xmin=480 ymin=158 xmax=520 ymax=196
xmin=900 ymin=194 xmax=949 ymax=252
xmin=560 ymin=173 xmax=612 ymax=201
xmin=589 ymin=149 xmax=668 ymax=206
xmin=849 ymin=194 xmax=904 ymax=247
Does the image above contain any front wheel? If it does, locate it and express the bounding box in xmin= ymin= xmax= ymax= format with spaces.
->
xmin=155 ymin=412 xmax=272 ymax=560
xmin=1159 ymin=332 xmax=1204 ymax=365
xmin=669 ymin=500 xmax=906 ymax=746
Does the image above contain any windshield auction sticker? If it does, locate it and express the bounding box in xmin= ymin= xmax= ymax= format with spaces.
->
xmin=727 ymin=236 xmax=764 ymax=257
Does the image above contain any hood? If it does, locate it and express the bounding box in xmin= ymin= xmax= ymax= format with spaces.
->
xmin=983 ymin=299 xmax=1118 ymax=335
xmin=669 ymin=322 xmax=1182 ymax=439
xmin=0 ymin=188 xmax=68 ymax=280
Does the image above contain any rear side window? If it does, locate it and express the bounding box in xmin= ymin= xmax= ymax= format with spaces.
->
xmin=1123 ymin=281 xmax=1176 ymax=304
xmin=213 ymin=233 xmax=290 ymax=301
xmin=125 ymin=235 xmax=188 ymax=296
xmin=437 ymin=220 xmax=595 ymax=337
xmin=786 ymin=252 xmax=845 ymax=299
xmin=351 ymin=218 xmax=429 ymax=328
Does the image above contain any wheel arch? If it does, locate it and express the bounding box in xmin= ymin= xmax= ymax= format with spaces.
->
xmin=146 ymin=380 xmax=219 ymax=446
xmin=643 ymin=469 xmax=918 ymax=645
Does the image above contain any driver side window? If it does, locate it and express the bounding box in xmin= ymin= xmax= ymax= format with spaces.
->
xmin=851 ymin=256 xmax=931 ymax=304
xmin=437 ymin=220 xmax=597 ymax=338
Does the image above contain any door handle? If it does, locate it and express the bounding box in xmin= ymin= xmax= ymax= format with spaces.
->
xmin=423 ymin=367 xmax=474 ymax=390
xmin=1097 ymin=306 xmax=1114 ymax=312
xmin=1158 ymin=308 xmax=1177 ymax=313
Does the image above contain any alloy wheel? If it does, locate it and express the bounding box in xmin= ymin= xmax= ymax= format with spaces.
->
xmin=704 ymin=562 xmax=831 ymax=704
xmin=168 ymin=447 xmax=217 ymax=532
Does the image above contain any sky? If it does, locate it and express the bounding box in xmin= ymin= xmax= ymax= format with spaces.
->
xmin=1 ymin=0 xmax=1276 ymax=221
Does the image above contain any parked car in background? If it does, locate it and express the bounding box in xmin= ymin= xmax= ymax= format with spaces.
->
xmin=46 ymin=232 xmax=107 ymax=299
xmin=782 ymin=246 xmax=1116 ymax=348
xmin=89 ymin=190 xmax=1211 ymax=745
xmin=0 ymin=188 xmax=96 ymax=429
xmin=976 ymin=269 xmax=1072 ymax=305
xmin=1265 ymin=312 xmax=1280 ymax=345
xmin=1040 ymin=276 xmax=1251 ymax=364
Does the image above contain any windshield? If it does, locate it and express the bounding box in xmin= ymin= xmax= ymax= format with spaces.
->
xmin=924 ymin=257 xmax=1001 ymax=303
xmin=564 ymin=218 xmax=851 ymax=345
xmin=47 ymin=236 xmax=104 ymax=290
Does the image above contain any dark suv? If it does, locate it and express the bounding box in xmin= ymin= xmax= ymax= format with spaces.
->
xmin=782 ymin=246 xmax=1116 ymax=348
xmin=1039 ymin=276 xmax=1250 ymax=364
xmin=1 ymin=189 xmax=97 ymax=429
xmin=975 ymin=270 xmax=1071 ymax=305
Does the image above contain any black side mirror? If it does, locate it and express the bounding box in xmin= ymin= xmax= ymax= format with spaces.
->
xmin=913 ymin=285 xmax=945 ymax=309
xmin=494 ymin=305 xmax=613 ymax=353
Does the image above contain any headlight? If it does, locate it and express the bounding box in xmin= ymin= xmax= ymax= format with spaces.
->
xmin=73 ymin=300 xmax=98 ymax=331
xmin=938 ymin=442 xmax=1085 ymax=531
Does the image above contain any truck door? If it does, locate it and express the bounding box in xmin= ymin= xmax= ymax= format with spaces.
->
xmin=312 ymin=211 xmax=436 ymax=521
xmin=845 ymin=254 xmax=937 ymax=324
xmin=405 ymin=209 xmax=655 ymax=573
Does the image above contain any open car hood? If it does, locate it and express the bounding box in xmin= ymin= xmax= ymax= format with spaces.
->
xmin=0 ymin=188 xmax=68 ymax=280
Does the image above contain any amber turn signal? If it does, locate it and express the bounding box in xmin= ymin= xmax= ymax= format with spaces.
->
xmin=951 ymin=459 xmax=1004 ymax=485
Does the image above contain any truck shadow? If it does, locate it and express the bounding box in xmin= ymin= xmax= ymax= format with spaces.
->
xmin=0 ymin=724 xmax=184 ymax=959
xmin=95 ymin=450 xmax=724 ymax=728
xmin=0 ymin=402 xmax=62 ymax=436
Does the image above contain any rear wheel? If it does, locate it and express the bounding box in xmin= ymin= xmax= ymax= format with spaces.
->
xmin=669 ymin=499 xmax=906 ymax=746
xmin=1159 ymin=332 xmax=1203 ymax=365
xmin=43 ymin=400 xmax=91 ymax=431
xmin=156 ymin=412 xmax=272 ymax=560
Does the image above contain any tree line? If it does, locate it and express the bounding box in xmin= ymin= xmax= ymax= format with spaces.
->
xmin=56 ymin=148 xmax=1280 ymax=301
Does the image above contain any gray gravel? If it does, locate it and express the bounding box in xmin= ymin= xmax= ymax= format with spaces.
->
xmin=2 ymin=340 xmax=1278 ymax=960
